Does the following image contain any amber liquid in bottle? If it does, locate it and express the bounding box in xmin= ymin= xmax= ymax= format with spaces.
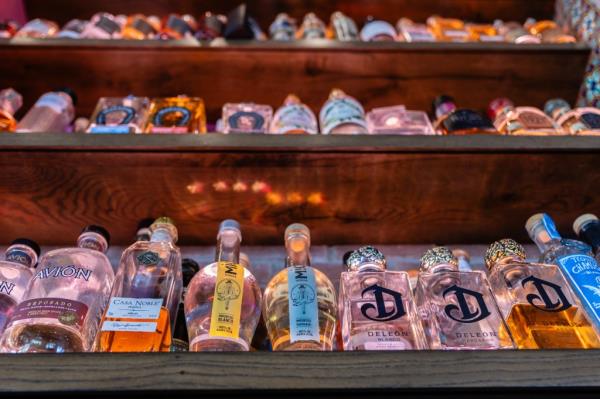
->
xmin=99 ymin=307 xmax=172 ymax=352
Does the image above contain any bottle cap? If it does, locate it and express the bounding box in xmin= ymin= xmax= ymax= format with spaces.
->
xmin=81 ymin=225 xmax=110 ymax=246
xmin=451 ymin=248 xmax=470 ymax=261
xmin=525 ymin=213 xmax=545 ymax=235
xmin=544 ymin=98 xmax=571 ymax=119
xmin=283 ymin=94 xmax=301 ymax=105
xmin=56 ymin=87 xmax=78 ymax=106
xmin=137 ymin=218 xmax=155 ymax=230
xmin=10 ymin=238 xmax=41 ymax=257
xmin=182 ymin=258 xmax=200 ymax=287
xmin=218 ymin=219 xmax=242 ymax=241
xmin=346 ymin=246 xmax=386 ymax=272
xmin=573 ymin=214 xmax=599 ymax=236
xmin=487 ymin=97 xmax=514 ymax=120
xmin=420 ymin=247 xmax=458 ymax=273
xmin=432 ymin=95 xmax=456 ymax=119
xmin=485 ymin=239 xmax=526 ymax=270
xmin=0 ymin=88 xmax=23 ymax=115
xmin=151 ymin=217 xmax=178 ymax=242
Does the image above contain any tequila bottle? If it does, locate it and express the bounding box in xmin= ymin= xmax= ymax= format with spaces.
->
xmin=319 ymin=89 xmax=368 ymax=134
xmin=415 ymin=247 xmax=513 ymax=350
xmin=452 ymin=249 xmax=472 ymax=271
xmin=489 ymin=98 xmax=563 ymax=136
xmin=171 ymin=258 xmax=199 ymax=351
xmin=122 ymin=15 xmax=160 ymax=40
xmin=396 ymin=18 xmax=435 ymax=42
xmin=0 ymin=239 xmax=40 ymax=333
xmin=15 ymin=19 xmax=59 ymax=38
xmin=159 ymin=14 xmax=194 ymax=40
xmin=574 ymin=214 xmax=600 ymax=261
xmin=269 ymin=13 xmax=297 ymax=41
xmin=81 ymin=13 xmax=123 ymax=39
xmin=427 ymin=16 xmax=468 ymax=42
xmin=270 ymin=95 xmax=318 ymax=134
xmin=297 ymin=13 xmax=326 ymax=39
xmin=146 ymin=96 xmax=206 ymax=134
xmin=185 ymin=220 xmax=262 ymax=351
xmin=465 ymin=24 xmax=503 ymax=42
xmin=221 ymin=103 xmax=273 ymax=134
xmin=16 ymin=89 xmax=76 ymax=133
xmin=526 ymin=213 xmax=600 ymax=335
xmin=366 ymin=105 xmax=435 ymax=135
xmin=99 ymin=218 xmax=182 ymax=352
xmin=0 ymin=88 xmax=22 ymax=132
xmin=0 ymin=21 xmax=19 ymax=38
xmin=527 ymin=19 xmax=576 ymax=43
xmin=329 ymin=12 xmax=359 ymax=41
xmin=486 ymin=239 xmax=600 ymax=349
xmin=196 ymin=12 xmax=226 ymax=41
xmin=56 ymin=19 xmax=89 ymax=39
xmin=87 ymin=96 xmax=151 ymax=134
xmin=545 ymin=98 xmax=600 ymax=136
xmin=340 ymin=246 xmax=426 ymax=350
xmin=0 ymin=226 xmax=114 ymax=352
xmin=433 ymin=95 xmax=498 ymax=135
xmin=360 ymin=18 xmax=397 ymax=42
xmin=498 ymin=21 xmax=541 ymax=44
xmin=263 ymin=223 xmax=337 ymax=351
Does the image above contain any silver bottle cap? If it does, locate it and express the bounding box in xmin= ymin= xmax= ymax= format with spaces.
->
xmin=573 ymin=214 xmax=599 ymax=236
xmin=218 ymin=219 xmax=242 ymax=241
xmin=420 ymin=247 xmax=458 ymax=273
xmin=485 ymin=239 xmax=526 ymax=270
xmin=346 ymin=246 xmax=386 ymax=272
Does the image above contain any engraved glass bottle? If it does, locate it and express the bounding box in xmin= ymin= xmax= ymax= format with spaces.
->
xmin=319 ymin=89 xmax=368 ymax=134
xmin=366 ymin=105 xmax=435 ymax=135
xmin=414 ymin=247 xmax=514 ymax=350
xmin=433 ymin=95 xmax=498 ymax=135
xmin=87 ymin=96 xmax=151 ymax=134
xmin=99 ymin=217 xmax=182 ymax=352
xmin=486 ymin=239 xmax=600 ymax=349
xmin=0 ymin=88 xmax=22 ymax=132
xmin=545 ymin=98 xmax=600 ymax=136
xmin=221 ymin=103 xmax=273 ymax=134
xmin=574 ymin=214 xmax=600 ymax=262
xmin=263 ymin=223 xmax=337 ymax=351
xmin=146 ymin=96 xmax=206 ymax=134
xmin=185 ymin=220 xmax=262 ymax=351
xmin=270 ymin=95 xmax=318 ymax=134
xmin=16 ymin=89 xmax=76 ymax=133
xmin=0 ymin=239 xmax=40 ymax=333
xmin=340 ymin=246 xmax=426 ymax=350
xmin=0 ymin=226 xmax=114 ymax=353
xmin=489 ymin=97 xmax=563 ymax=135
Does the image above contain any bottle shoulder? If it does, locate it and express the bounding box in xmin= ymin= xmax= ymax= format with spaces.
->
xmin=0 ymin=260 xmax=34 ymax=276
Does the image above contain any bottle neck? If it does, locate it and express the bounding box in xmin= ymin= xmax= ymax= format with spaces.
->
xmin=150 ymin=228 xmax=175 ymax=244
xmin=77 ymin=232 xmax=108 ymax=253
xmin=136 ymin=227 xmax=152 ymax=242
xmin=490 ymin=255 xmax=527 ymax=271
xmin=530 ymin=223 xmax=560 ymax=253
xmin=5 ymin=245 xmax=37 ymax=268
xmin=348 ymin=263 xmax=385 ymax=273
xmin=580 ymin=221 xmax=600 ymax=255
xmin=285 ymin=235 xmax=311 ymax=268
xmin=215 ymin=231 xmax=241 ymax=264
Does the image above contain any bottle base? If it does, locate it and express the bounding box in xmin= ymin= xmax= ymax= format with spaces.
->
xmin=189 ymin=335 xmax=249 ymax=352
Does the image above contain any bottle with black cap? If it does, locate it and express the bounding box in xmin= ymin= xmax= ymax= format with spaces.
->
xmin=135 ymin=218 xmax=155 ymax=242
xmin=16 ymin=88 xmax=77 ymax=132
xmin=171 ymin=258 xmax=200 ymax=351
xmin=0 ymin=225 xmax=114 ymax=353
xmin=432 ymin=94 xmax=498 ymax=135
xmin=574 ymin=214 xmax=600 ymax=261
xmin=0 ymin=238 xmax=41 ymax=333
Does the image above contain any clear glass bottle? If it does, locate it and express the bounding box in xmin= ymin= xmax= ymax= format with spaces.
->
xmin=574 ymin=214 xmax=600 ymax=261
xmin=270 ymin=95 xmax=318 ymax=134
xmin=340 ymin=246 xmax=426 ymax=350
xmin=452 ymin=249 xmax=472 ymax=271
xmin=360 ymin=18 xmax=397 ymax=42
xmin=196 ymin=12 xmax=225 ymax=41
xmin=297 ymin=13 xmax=326 ymax=39
xmin=87 ymin=96 xmax=151 ymax=134
xmin=221 ymin=103 xmax=273 ymax=134
xmin=81 ymin=13 xmax=123 ymax=39
xmin=185 ymin=220 xmax=262 ymax=351
xmin=486 ymin=239 xmax=600 ymax=349
xmin=433 ymin=95 xmax=498 ymax=135
xmin=545 ymin=98 xmax=600 ymax=136
xmin=489 ymin=98 xmax=563 ymax=136
xmin=0 ymin=225 xmax=114 ymax=353
xmin=16 ymin=89 xmax=76 ymax=133
xmin=526 ymin=213 xmax=600 ymax=335
xmin=527 ymin=19 xmax=576 ymax=43
xmin=0 ymin=20 xmax=19 ymax=38
xmin=396 ymin=18 xmax=435 ymax=42
xmin=498 ymin=21 xmax=541 ymax=44
xmin=269 ymin=13 xmax=297 ymax=41
xmin=366 ymin=105 xmax=436 ymax=135
xmin=159 ymin=14 xmax=194 ymax=40
xmin=171 ymin=258 xmax=200 ymax=351
xmin=319 ymin=89 xmax=368 ymax=134
xmin=263 ymin=223 xmax=337 ymax=351
xmin=14 ymin=19 xmax=59 ymax=38
xmin=122 ymin=15 xmax=160 ymax=40
xmin=465 ymin=24 xmax=503 ymax=42
xmin=0 ymin=88 xmax=23 ymax=132
xmin=415 ymin=247 xmax=513 ymax=350
xmin=329 ymin=12 xmax=359 ymax=41
xmin=56 ymin=19 xmax=89 ymax=39
xmin=0 ymin=239 xmax=40 ymax=333
xmin=426 ymin=16 xmax=468 ymax=42
xmin=145 ymin=96 xmax=206 ymax=134
xmin=98 ymin=217 xmax=182 ymax=352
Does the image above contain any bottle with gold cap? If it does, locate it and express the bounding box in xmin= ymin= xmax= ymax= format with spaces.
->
xmin=486 ymin=239 xmax=600 ymax=349
xmin=263 ymin=223 xmax=337 ymax=350
xmin=270 ymin=95 xmax=318 ymax=134
xmin=319 ymin=89 xmax=368 ymax=134
xmin=98 ymin=217 xmax=182 ymax=352
xmin=340 ymin=246 xmax=426 ymax=350
xmin=414 ymin=247 xmax=513 ymax=350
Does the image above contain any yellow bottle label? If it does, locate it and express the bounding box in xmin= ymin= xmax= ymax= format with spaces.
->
xmin=209 ymin=261 xmax=245 ymax=339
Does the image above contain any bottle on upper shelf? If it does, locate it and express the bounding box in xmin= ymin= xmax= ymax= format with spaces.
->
xmin=415 ymin=247 xmax=513 ymax=350
xmin=122 ymin=15 xmax=161 ymax=40
xmin=269 ymin=13 xmax=297 ymax=41
xmin=526 ymin=213 xmax=600 ymax=336
xmin=196 ymin=12 xmax=226 ymax=41
xmin=526 ymin=19 xmax=576 ymax=43
xmin=432 ymin=95 xmax=498 ymax=135
xmin=270 ymin=95 xmax=318 ymax=134
xmin=14 ymin=18 xmax=59 ymax=38
xmin=0 ymin=239 xmax=40 ymax=333
xmin=396 ymin=18 xmax=435 ymax=42
xmin=185 ymin=220 xmax=262 ymax=351
xmin=452 ymin=249 xmax=472 ymax=271
xmin=486 ymin=239 xmax=600 ymax=349
xmin=98 ymin=217 xmax=182 ymax=352
xmin=87 ymin=96 xmax=151 ymax=134
xmin=297 ymin=13 xmax=326 ymax=40
xmin=0 ymin=225 xmax=114 ymax=353
xmin=223 ymin=4 xmax=265 ymax=40
xmin=360 ymin=18 xmax=397 ymax=42
xmin=465 ymin=23 xmax=503 ymax=42
xmin=319 ymin=89 xmax=368 ymax=134
xmin=0 ymin=20 xmax=19 ymax=38
xmin=488 ymin=97 xmax=563 ymax=135
xmin=135 ymin=218 xmax=155 ymax=243
xmin=221 ymin=103 xmax=274 ymax=134
xmin=497 ymin=21 xmax=541 ymax=44
xmin=426 ymin=16 xmax=468 ymax=42
xmin=16 ymin=88 xmax=76 ymax=133
xmin=340 ymin=246 xmax=426 ymax=350
xmin=263 ymin=223 xmax=337 ymax=351
xmin=80 ymin=13 xmax=123 ymax=39
xmin=544 ymin=98 xmax=600 ymax=136
xmin=145 ymin=96 xmax=206 ymax=134
xmin=574 ymin=214 xmax=600 ymax=262
xmin=366 ymin=105 xmax=435 ymax=135
xmin=159 ymin=14 xmax=196 ymax=40
xmin=328 ymin=12 xmax=359 ymax=41
xmin=0 ymin=88 xmax=23 ymax=132
xmin=171 ymin=258 xmax=200 ymax=351
xmin=56 ymin=19 xmax=89 ymax=39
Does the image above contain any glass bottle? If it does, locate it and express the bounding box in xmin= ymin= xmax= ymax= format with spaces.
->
xmin=544 ymin=98 xmax=600 ymax=136
xmin=319 ymin=89 xmax=368 ymax=134
xmin=263 ymin=223 xmax=337 ymax=351
xmin=0 ymin=88 xmax=23 ymax=132
xmin=135 ymin=218 xmax=154 ymax=243
xmin=0 ymin=20 xmax=19 ymax=38
xmin=432 ymin=95 xmax=498 ymax=135
xmin=122 ymin=15 xmax=160 ymax=40
xmin=329 ymin=12 xmax=359 ymax=41
xmin=360 ymin=18 xmax=397 ymax=42
xmin=14 ymin=19 xmax=59 ymax=38
xmin=498 ymin=21 xmax=541 ymax=44
xmin=465 ymin=24 xmax=503 ymax=42
xmin=340 ymin=246 xmax=426 ymax=350
xmin=574 ymin=214 xmax=600 ymax=261
xmin=366 ymin=105 xmax=436 ymax=135
xmin=98 ymin=218 xmax=182 ymax=352
xmin=488 ymin=98 xmax=563 ymax=136
xmin=396 ymin=18 xmax=435 ymax=42
xmin=56 ymin=19 xmax=89 ymax=39
xmin=145 ymin=96 xmax=206 ymax=134
xmin=452 ymin=249 xmax=472 ymax=271
xmin=486 ymin=239 xmax=600 ymax=349
xmin=159 ymin=14 xmax=194 ymax=40
xmin=185 ymin=220 xmax=262 ymax=351
xmin=196 ymin=12 xmax=226 ymax=41
xmin=221 ymin=103 xmax=273 ymax=134
xmin=87 ymin=96 xmax=151 ymax=134
xmin=270 ymin=95 xmax=318 ymax=135
xmin=269 ymin=13 xmax=297 ymax=41
xmin=0 ymin=239 xmax=40 ymax=333
xmin=526 ymin=213 xmax=600 ymax=335
xmin=0 ymin=225 xmax=114 ymax=353
xmin=297 ymin=13 xmax=326 ymax=40
xmin=171 ymin=258 xmax=200 ymax=351
xmin=426 ymin=16 xmax=468 ymax=42
xmin=81 ymin=13 xmax=123 ymax=39
xmin=415 ymin=247 xmax=513 ymax=350
xmin=527 ymin=19 xmax=576 ymax=43
xmin=16 ymin=89 xmax=76 ymax=133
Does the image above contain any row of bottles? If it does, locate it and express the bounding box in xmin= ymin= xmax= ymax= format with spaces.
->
xmin=2 ymin=87 xmax=599 ymax=136
xmin=1 ymin=213 xmax=599 ymax=352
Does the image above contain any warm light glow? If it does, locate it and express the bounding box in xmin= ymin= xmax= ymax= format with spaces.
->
xmin=385 ymin=116 xmax=400 ymax=126
xmin=252 ymin=180 xmax=270 ymax=193
xmin=307 ymin=192 xmax=324 ymax=205
xmin=232 ymin=181 xmax=248 ymax=192
xmin=213 ymin=181 xmax=229 ymax=192
xmin=266 ymin=192 xmax=283 ymax=205
xmin=287 ymin=192 xmax=303 ymax=204
xmin=186 ymin=182 xmax=204 ymax=194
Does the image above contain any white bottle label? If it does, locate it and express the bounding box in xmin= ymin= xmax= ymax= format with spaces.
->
xmin=35 ymin=93 xmax=69 ymax=114
xmin=101 ymin=321 xmax=158 ymax=333
xmin=104 ymin=297 xmax=163 ymax=320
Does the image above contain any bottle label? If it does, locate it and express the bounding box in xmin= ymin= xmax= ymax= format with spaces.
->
xmin=101 ymin=321 xmax=158 ymax=332
xmin=95 ymin=105 xmax=136 ymax=126
xmin=103 ymin=297 xmax=163 ymax=319
xmin=209 ymin=262 xmax=245 ymax=339
xmin=557 ymin=255 xmax=600 ymax=326
xmin=227 ymin=111 xmax=266 ymax=132
xmin=5 ymin=249 xmax=33 ymax=267
xmin=35 ymin=93 xmax=69 ymax=114
xmin=320 ymin=97 xmax=366 ymax=134
xmin=0 ymin=280 xmax=16 ymax=296
xmin=581 ymin=112 xmax=600 ymax=129
xmin=272 ymin=104 xmax=318 ymax=134
xmin=10 ymin=297 xmax=88 ymax=331
xmin=517 ymin=110 xmax=556 ymax=129
xmin=153 ymin=106 xmax=191 ymax=128
xmin=287 ymin=266 xmax=320 ymax=342
xmin=541 ymin=214 xmax=561 ymax=240
xmin=89 ymin=126 xmax=131 ymax=134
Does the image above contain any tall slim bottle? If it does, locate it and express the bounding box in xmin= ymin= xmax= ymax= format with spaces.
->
xmin=263 ymin=223 xmax=337 ymax=350
xmin=0 ymin=226 xmax=114 ymax=352
xmin=16 ymin=89 xmax=76 ymax=133
xmin=185 ymin=220 xmax=262 ymax=351
xmin=98 ymin=217 xmax=182 ymax=352
xmin=574 ymin=214 xmax=600 ymax=261
xmin=526 ymin=213 xmax=600 ymax=334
